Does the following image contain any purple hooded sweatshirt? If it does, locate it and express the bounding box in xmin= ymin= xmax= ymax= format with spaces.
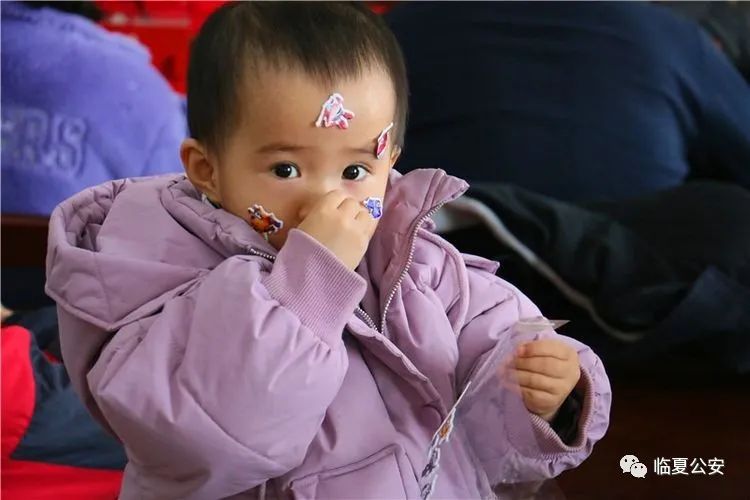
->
xmin=45 ymin=168 xmax=611 ymax=499
xmin=1 ymin=2 xmax=186 ymax=216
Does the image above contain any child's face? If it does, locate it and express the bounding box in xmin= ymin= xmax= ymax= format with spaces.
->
xmin=183 ymin=66 xmax=400 ymax=250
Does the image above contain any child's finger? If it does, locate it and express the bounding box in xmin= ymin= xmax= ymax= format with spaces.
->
xmin=511 ymin=369 xmax=559 ymax=394
xmin=497 ymin=377 xmax=523 ymax=394
xmin=337 ymin=197 xmax=362 ymax=217
xmin=354 ymin=207 xmax=380 ymax=235
xmin=521 ymin=387 xmax=558 ymax=410
xmin=298 ymin=190 xmax=348 ymax=219
xmin=496 ymin=359 xmax=524 ymax=394
xmin=514 ymin=356 xmax=568 ymax=379
xmin=496 ymin=354 xmax=515 ymax=375
xmin=516 ymin=339 xmax=572 ymax=361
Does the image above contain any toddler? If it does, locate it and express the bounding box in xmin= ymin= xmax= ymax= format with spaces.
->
xmin=46 ymin=3 xmax=611 ymax=498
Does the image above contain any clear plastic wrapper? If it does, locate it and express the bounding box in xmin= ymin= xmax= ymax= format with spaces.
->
xmin=419 ymin=317 xmax=569 ymax=500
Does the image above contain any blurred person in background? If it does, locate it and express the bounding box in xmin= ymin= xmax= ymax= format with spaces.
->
xmin=386 ymin=1 xmax=750 ymax=202
xmin=1 ymin=1 xmax=186 ymax=216
xmin=665 ymin=1 xmax=750 ymax=82
xmin=387 ymin=1 xmax=750 ymax=375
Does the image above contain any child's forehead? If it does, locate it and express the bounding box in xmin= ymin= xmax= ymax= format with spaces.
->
xmin=237 ymin=67 xmax=396 ymax=145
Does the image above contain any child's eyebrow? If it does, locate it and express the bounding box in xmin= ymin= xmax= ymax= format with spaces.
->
xmin=256 ymin=143 xmax=310 ymax=154
xmin=257 ymin=143 xmax=375 ymax=156
xmin=346 ymin=145 xmax=375 ymax=155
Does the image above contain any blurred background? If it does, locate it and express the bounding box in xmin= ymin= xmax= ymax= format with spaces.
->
xmin=2 ymin=1 xmax=749 ymax=499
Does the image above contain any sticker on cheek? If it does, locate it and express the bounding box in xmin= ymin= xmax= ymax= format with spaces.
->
xmin=315 ymin=93 xmax=355 ymax=130
xmin=362 ymin=197 xmax=383 ymax=219
xmin=248 ymin=204 xmax=284 ymax=235
xmin=375 ymin=122 xmax=394 ymax=159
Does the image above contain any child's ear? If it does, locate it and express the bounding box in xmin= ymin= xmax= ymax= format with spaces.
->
xmin=181 ymin=138 xmax=221 ymax=204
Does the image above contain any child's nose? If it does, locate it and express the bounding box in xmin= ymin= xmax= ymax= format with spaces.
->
xmin=297 ymin=190 xmax=331 ymax=221
xmin=298 ymin=178 xmax=349 ymax=219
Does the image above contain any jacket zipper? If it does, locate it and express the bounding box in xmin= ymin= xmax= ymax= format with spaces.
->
xmin=249 ymin=248 xmax=277 ymax=262
xmin=379 ymin=202 xmax=446 ymax=335
xmin=355 ymin=307 xmax=378 ymax=331
xmin=248 ymin=201 xmax=447 ymax=336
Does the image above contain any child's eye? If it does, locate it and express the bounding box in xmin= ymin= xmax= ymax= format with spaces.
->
xmin=272 ymin=163 xmax=300 ymax=179
xmin=342 ymin=164 xmax=369 ymax=181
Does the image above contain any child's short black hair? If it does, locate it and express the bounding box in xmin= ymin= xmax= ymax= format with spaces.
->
xmin=187 ymin=2 xmax=408 ymax=155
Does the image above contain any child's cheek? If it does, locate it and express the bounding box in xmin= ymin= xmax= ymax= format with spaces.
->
xmin=267 ymin=228 xmax=287 ymax=250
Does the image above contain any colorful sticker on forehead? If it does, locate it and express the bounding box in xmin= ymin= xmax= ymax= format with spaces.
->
xmin=375 ymin=122 xmax=394 ymax=159
xmin=362 ymin=197 xmax=383 ymax=219
xmin=248 ymin=204 xmax=283 ymax=235
xmin=315 ymin=93 xmax=355 ymax=130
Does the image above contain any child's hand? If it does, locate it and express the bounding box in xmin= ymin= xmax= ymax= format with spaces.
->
xmin=511 ymin=339 xmax=581 ymax=422
xmin=297 ymin=190 xmax=378 ymax=270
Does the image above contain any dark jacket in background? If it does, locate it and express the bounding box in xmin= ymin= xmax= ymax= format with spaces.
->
xmin=442 ymin=181 xmax=750 ymax=374
xmin=387 ymin=2 xmax=750 ymax=202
